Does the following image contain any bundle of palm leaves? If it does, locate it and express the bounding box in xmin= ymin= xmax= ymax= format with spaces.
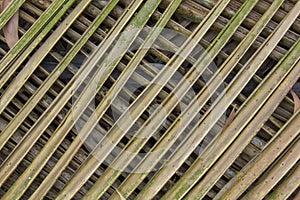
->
xmin=0 ymin=0 xmax=299 ymax=199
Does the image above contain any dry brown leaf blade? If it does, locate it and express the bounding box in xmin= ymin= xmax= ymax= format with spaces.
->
xmin=291 ymin=90 xmax=300 ymax=113
xmin=222 ymin=104 xmax=237 ymax=133
xmin=1 ymin=0 xmax=19 ymax=49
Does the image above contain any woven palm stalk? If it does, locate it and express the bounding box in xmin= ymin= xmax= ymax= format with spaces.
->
xmin=0 ymin=0 xmax=299 ymax=199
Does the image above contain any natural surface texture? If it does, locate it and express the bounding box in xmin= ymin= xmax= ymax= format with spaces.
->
xmin=0 ymin=0 xmax=299 ymax=199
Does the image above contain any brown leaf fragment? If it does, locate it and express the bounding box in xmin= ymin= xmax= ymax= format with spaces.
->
xmin=294 ymin=190 xmax=300 ymax=200
xmin=291 ymin=90 xmax=300 ymax=113
xmin=1 ymin=0 xmax=19 ymax=49
xmin=222 ymin=104 xmax=237 ymax=133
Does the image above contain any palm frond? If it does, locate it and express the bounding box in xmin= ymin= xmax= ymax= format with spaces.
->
xmin=0 ymin=0 xmax=299 ymax=199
